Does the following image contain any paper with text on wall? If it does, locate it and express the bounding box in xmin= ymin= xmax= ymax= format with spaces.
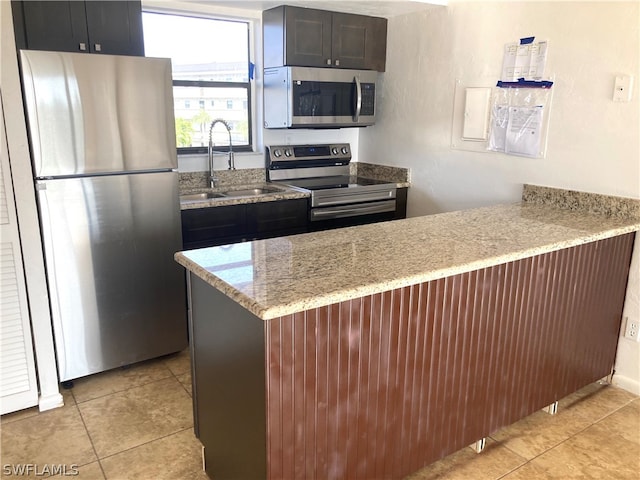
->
xmin=505 ymin=106 xmax=544 ymax=157
xmin=501 ymin=41 xmax=548 ymax=82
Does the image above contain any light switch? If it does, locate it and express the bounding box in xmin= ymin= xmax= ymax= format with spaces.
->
xmin=462 ymin=87 xmax=491 ymax=140
xmin=613 ymin=75 xmax=633 ymax=102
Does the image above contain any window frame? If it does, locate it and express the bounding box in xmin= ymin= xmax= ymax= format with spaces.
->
xmin=141 ymin=10 xmax=254 ymax=155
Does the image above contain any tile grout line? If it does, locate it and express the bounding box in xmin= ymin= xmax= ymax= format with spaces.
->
xmin=95 ymin=426 xmax=196 ymax=464
xmin=72 ymin=390 xmax=108 ymax=480
xmin=71 ymin=372 xmax=176 ymax=405
xmin=172 ymin=367 xmax=193 ymax=398
xmin=492 ymin=389 xmax=638 ymax=479
xmin=69 ymin=362 xmax=183 ymax=479
xmin=71 ymin=363 xmax=193 ymax=477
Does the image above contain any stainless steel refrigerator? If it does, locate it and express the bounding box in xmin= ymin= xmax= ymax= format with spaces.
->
xmin=20 ymin=50 xmax=187 ymax=382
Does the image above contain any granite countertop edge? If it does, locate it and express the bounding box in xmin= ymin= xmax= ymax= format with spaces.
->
xmin=174 ymin=219 xmax=639 ymax=320
xmin=175 ymin=184 xmax=640 ymax=321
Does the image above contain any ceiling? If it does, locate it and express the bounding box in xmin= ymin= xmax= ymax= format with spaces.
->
xmin=182 ymin=0 xmax=447 ymax=18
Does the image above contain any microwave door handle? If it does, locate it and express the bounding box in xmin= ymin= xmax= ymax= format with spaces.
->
xmin=353 ymin=76 xmax=362 ymax=122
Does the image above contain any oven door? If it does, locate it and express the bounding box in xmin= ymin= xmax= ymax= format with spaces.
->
xmin=312 ymin=185 xmax=396 ymax=208
xmin=309 ymin=199 xmax=396 ymax=231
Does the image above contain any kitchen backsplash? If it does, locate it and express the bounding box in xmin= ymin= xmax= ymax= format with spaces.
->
xmin=350 ymin=162 xmax=411 ymax=184
xmin=179 ymin=168 xmax=266 ymax=190
xmin=522 ymin=184 xmax=640 ymax=219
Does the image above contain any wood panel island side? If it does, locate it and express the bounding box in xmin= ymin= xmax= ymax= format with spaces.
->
xmin=175 ymin=185 xmax=640 ymax=480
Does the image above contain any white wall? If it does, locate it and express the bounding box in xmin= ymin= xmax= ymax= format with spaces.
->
xmin=359 ymin=0 xmax=640 ymax=393
xmin=362 ymin=0 xmax=639 ymax=213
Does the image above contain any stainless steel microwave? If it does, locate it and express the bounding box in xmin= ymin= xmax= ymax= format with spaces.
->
xmin=263 ymin=66 xmax=377 ymax=129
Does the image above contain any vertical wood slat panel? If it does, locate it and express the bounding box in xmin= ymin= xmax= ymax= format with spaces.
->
xmin=265 ymin=234 xmax=635 ymax=480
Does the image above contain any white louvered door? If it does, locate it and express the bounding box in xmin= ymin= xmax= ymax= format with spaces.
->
xmin=0 ymin=98 xmax=38 ymax=414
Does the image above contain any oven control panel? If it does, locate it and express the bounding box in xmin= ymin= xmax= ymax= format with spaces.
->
xmin=267 ymin=143 xmax=351 ymax=163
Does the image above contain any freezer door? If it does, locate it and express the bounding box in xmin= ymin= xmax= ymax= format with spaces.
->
xmin=37 ymin=172 xmax=187 ymax=381
xmin=20 ymin=50 xmax=177 ymax=177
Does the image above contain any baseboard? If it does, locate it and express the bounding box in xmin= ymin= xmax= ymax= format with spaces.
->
xmin=38 ymin=392 xmax=64 ymax=412
xmin=612 ymin=373 xmax=640 ymax=395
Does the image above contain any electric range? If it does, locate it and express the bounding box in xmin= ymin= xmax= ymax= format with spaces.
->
xmin=266 ymin=143 xmax=398 ymax=226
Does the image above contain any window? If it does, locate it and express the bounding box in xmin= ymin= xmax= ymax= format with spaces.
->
xmin=142 ymin=12 xmax=252 ymax=153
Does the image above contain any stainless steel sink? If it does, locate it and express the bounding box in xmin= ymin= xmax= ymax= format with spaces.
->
xmin=180 ymin=186 xmax=283 ymax=203
xmin=180 ymin=192 xmax=227 ymax=202
xmin=221 ymin=187 xmax=280 ymax=197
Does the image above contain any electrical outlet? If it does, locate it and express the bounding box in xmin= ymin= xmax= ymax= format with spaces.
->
xmin=623 ymin=317 xmax=640 ymax=341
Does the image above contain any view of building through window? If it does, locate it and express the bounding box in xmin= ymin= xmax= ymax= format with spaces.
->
xmin=142 ymin=12 xmax=251 ymax=152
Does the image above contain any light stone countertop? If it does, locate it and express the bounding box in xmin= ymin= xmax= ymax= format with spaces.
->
xmin=175 ymin=185 xmax=640 ymax=320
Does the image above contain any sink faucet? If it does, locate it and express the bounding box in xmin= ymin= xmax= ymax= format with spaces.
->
xmin=208 ymin=118 xmax=235 ymax=188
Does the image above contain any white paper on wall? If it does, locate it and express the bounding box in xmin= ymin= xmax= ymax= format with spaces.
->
xmin=501 ymin=41 xmax=548 ymax=82
xmin=487 ymin=86 xmax=552 ymax=158
xmin=488 ymin=105 xmax=509 ymax=152
xmin=505 ymin=106 xmax=544 ymax=157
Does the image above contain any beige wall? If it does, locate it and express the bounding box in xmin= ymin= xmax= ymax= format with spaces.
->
xmin=360 ymin=1 xmax=640 ymax=392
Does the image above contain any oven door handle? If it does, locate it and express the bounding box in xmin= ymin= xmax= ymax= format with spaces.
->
xmin=353 ymin=76 xmax=362 ymax=122
xmin=311 ymin=200 xmax=396 ymax=220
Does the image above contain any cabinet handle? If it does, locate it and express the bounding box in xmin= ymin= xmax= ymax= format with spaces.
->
xmin=326 ymin=59 xmax=331 ymax=65
xmin=94 ymin=43 xmax=102 ymax=52
xmin=79 ymin=43 xmax=87 ymax=51
xmin=335 ymin=59 xmax=340 ymax=66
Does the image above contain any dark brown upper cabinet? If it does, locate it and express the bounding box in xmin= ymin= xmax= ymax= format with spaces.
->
xmin=263 ymin=5 xmax=387 ymax=72
xmin=11 ymin=1 xmax=144 ymax=56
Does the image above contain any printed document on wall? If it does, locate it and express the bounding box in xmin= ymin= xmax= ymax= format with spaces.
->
xmin=488 ymin=105 xmax=509 ymax=152
xmin=501 ymin=41 xmax=548 ymax=82
xmin=505 ymin=106 xmax=543 ymax=157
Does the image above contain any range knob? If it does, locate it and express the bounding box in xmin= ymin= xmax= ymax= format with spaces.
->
xmin=284 ymin=149 xmax=293 ymax=157
xmin=272 ymin=149 xmax=282 ymax=158
xmin=341 ymin=146 xmax=349 ymax=155
xmin=331 ymin=147 xmax=339 ymax=155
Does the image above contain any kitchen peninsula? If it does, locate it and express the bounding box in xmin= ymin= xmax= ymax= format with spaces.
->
xmin=175 ymin=185 xmax=640 ymax=480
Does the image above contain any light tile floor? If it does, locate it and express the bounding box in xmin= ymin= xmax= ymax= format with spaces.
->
xmin=1 ymin=350 xmax=638 ymax=479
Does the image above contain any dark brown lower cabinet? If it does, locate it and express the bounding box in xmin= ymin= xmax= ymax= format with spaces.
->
xmin=181 ymin=192 xmax=407 ymax=249
xmin=188 ymin=233 xmax=635 ymax=480
xmin=181 ymin=198 xmax=308 ymax=249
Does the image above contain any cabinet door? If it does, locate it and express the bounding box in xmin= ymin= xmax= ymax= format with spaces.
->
xmin=394 ymin=188 xmax=408 ymax=219
xmin=84 ymin=1 xmax=144 ymax=56
xmin=283 ymin=6 xmax=332 ymax=67
xmin=181 ymin=205 xmax=248 ymax=250
xmin=13 ymin=1 xmax=90 ymax=53
xmin=0 ymin=99 xmax=39 ymax=414
xmin=332 ymin=13 xmax=387 ymax=71
xmin=247 ymin=199 xmax=309 ymax=239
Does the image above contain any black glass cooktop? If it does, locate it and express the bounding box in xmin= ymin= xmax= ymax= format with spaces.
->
xmin=284 ymin=175 xmax=393 ymax=191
